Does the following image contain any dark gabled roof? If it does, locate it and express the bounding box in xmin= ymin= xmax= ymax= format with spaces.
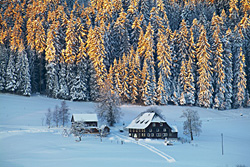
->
xmin=126 ymin=111 xmax=166 ymax=129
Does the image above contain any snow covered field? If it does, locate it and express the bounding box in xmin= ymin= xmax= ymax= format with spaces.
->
xmin=0 ymin=93 xmax=250 ymax=167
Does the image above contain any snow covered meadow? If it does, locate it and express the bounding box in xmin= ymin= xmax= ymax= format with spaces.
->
xmin=0 ymin=93 xmax=250 ymax=167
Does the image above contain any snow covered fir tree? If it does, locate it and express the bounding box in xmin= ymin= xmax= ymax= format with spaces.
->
xmin=0 ymin=0 xmax=250 ymax=109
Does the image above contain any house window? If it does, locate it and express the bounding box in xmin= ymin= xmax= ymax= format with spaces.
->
xmin=156 ymin=128 xmax=159 ymax=132
xmin=147 ymin=133 xmax=150 ymax=137
xmin=152 ymin=123 xmax=156 ymax=127
xmin=129 ymin=133 xmax=131 ymax=136
xmin=160 ymin=123 xmax=163 ymax=126
xmin=169 ymin=133 xmax=172 ymax=137
xmin=151 ymin=133 xmax=154 ymax=137
xmin=149 ymin=129 xmax=152 ymax=132
xmin=156 ymin=133 xmax=161 ymax=137
xmin=163 ymin=128 xmax=166 ymax=132
xmin=163 ymin=133 xmax=168 ymax=137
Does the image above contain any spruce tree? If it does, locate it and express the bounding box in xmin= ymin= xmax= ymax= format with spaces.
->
xmin=157 ymin=29 xmax=172 ymax=105
xmin=130 ymin=16 xmax=142 ymax=50
xmin=233 ymin=47 xmax=247 ymax=108
xmin=5 ymin=51 xmax=17 ymax=93
xmin=128 ymin=47 xmax=139 ymax=104
xmin=16 ymin=43 xmax=31 ymax=96
xmin=57 ymin=63 xmax=69 ymax=100
xmin=86 ymin=27 xmax=107 ymax=94
xmin=211 ymin=16 xmax=226 ymax=109
xmin=196 ymin=25 xmax=213 ymax=108
xmin=229 ymin=0 xmax=240 ymax=29
xmin=0 ymin=45 xmax=8 ymax=91
xmin=222 ymin=28 xmax=233 ymax=109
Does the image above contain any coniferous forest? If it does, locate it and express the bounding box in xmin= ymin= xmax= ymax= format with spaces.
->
xmin=0 ymin=0 xmax=250 ymax=109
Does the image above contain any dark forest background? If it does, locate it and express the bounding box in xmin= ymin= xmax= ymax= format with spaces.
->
xmin=0 ymin=0 xmax=249 ymax=109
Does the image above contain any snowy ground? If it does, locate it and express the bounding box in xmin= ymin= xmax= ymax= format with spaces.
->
xmin=0 ymin=93 xmax=250 ymax=167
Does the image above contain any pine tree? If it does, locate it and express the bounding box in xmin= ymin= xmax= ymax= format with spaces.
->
xmin=111 ymin=8 xmax=130 ymax=61
xmin=64 ymin=11 xmax=77 ymax=64
xmin=140 ymin=0 xmax=151 ymax=21
xmin=229 ymin=0 xmax=240 ymax=29
xmin=70 ymin=74 xmax=87 ymax=101
xmin=120 ymin=54 xmax=130 ymax=102
xmin=157 ymin=29 xmax=172 ymax=105
xmin=86 ymin=27 xmax=107 ymax=94
xmin=185 ymin=57 xmax=195 ymax=105
xmin=143 ymin=22 xmax=156 ymax=104
xmin=45 ymin=25 xmax=59 ymax=98
xmin=149 ymin=7 xmax=164 ymax=44
xmin=222 ymin=28 xmax=233 ymax=109
xmin=141 ymin=59 xmax=154 ymax=105
xmin=233 ymin=47 xmax=247 ymax=108
xmin=240 ymin=0 xmax=250 ymax=14
xmin=57 ymin=63 xmax=69 ymax=99
xmin=113 ymin=58 xmax=123 ymax=98
xmin=179 ymin=60 xmax=187 ymax=105
xmin=46 ymin=62 xmax=59 ymax=98
xmin=129 ymin=48 xmax=140 ymax=104
xmin=5 ymin=51 xmax=17 ymax=93
xmin=112 ymin=0 xmax=122 ymax=21
xmin=188 ymin=25 xmax=197 ymax=105
xmin=130 ymin=16 xmax=142 ymax=50
xmin=177 ymin=19 xmax=190 ymax=104
xmin=15 ymin=42 xmax=31 ymax=96
xmin=156 ymin=71 xmax=168 ymax=105
xmin=0 ymin=45 xmax=8 ymax=91
xmin=196 ymin=25 xmax=213 ymax=108
xmin=177 ymin=19 xmax=189 ymax=61
xmin=191 ymin=18 xmax=200 ymax=44
xmin=238 ymin=13 xmax=250 ymax=103
xmin=66 ymin=63 xmax=76 ymax=100
xmin=127 ymin=0 xmax=139 ymax=35
xmin=211 ymin=16 xmax=226 ymax=109
xmin=170 ymin=30 xmax=180 ymax=105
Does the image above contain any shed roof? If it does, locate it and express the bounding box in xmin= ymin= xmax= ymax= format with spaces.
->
xmin=72 ymin=114 xmax=98 ymax=122
xmin=126 ymin=111 xmax=166 ymax=129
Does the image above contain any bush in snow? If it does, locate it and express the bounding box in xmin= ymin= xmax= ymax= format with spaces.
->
xmin=180 ymin=109 xmax=202 ymax=141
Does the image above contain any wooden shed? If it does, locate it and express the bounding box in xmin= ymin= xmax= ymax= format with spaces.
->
xmin=71 ymin=114 xmax=99 ymax=133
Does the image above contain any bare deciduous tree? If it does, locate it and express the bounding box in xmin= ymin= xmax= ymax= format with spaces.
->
xmin=53 ymin=105 xmax=60 ymax=127
xmin=60 ymin=101 xmax=70 ymax=127
xmin=181 ymin=109 xmax=202 ymax=141
xmin=45 ymin=108 xmax=52 ymax=128
xmin=96 ymin=80 xmax=122 ymax=127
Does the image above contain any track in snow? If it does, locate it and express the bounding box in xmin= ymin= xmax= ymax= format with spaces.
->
xmin=114 ymin=133 xmax=176 ymax=163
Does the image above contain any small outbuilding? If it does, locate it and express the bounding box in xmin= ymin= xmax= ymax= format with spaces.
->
xmin=71 ymin=114 xmax=99 ymax=133
xmin=100 ymin=125 xmax=110 ymax=137
xmin=126 ymin=110 xmax=178 ymax=139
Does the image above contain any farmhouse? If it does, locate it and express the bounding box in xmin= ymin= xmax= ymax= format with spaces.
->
xmin=71 ymin=114 xmax=99 ymax=133
xmin=126 ymin=111 xmax=178 ymax=139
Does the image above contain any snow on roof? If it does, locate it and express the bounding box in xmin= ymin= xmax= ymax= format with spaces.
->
xmin=72 ymin=114 xmax=98 ymax=122
xmin=171 ymin=125 xmax=178 ymax=133
xmin=100 ymin=125 xmax=110 ymax=129
xmin=126 ymin=112 xmax=166 ymax=129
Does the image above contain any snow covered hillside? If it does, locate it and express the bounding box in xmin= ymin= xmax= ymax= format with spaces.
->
xmin=0 ymin=94 xmax=250 ymax=167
